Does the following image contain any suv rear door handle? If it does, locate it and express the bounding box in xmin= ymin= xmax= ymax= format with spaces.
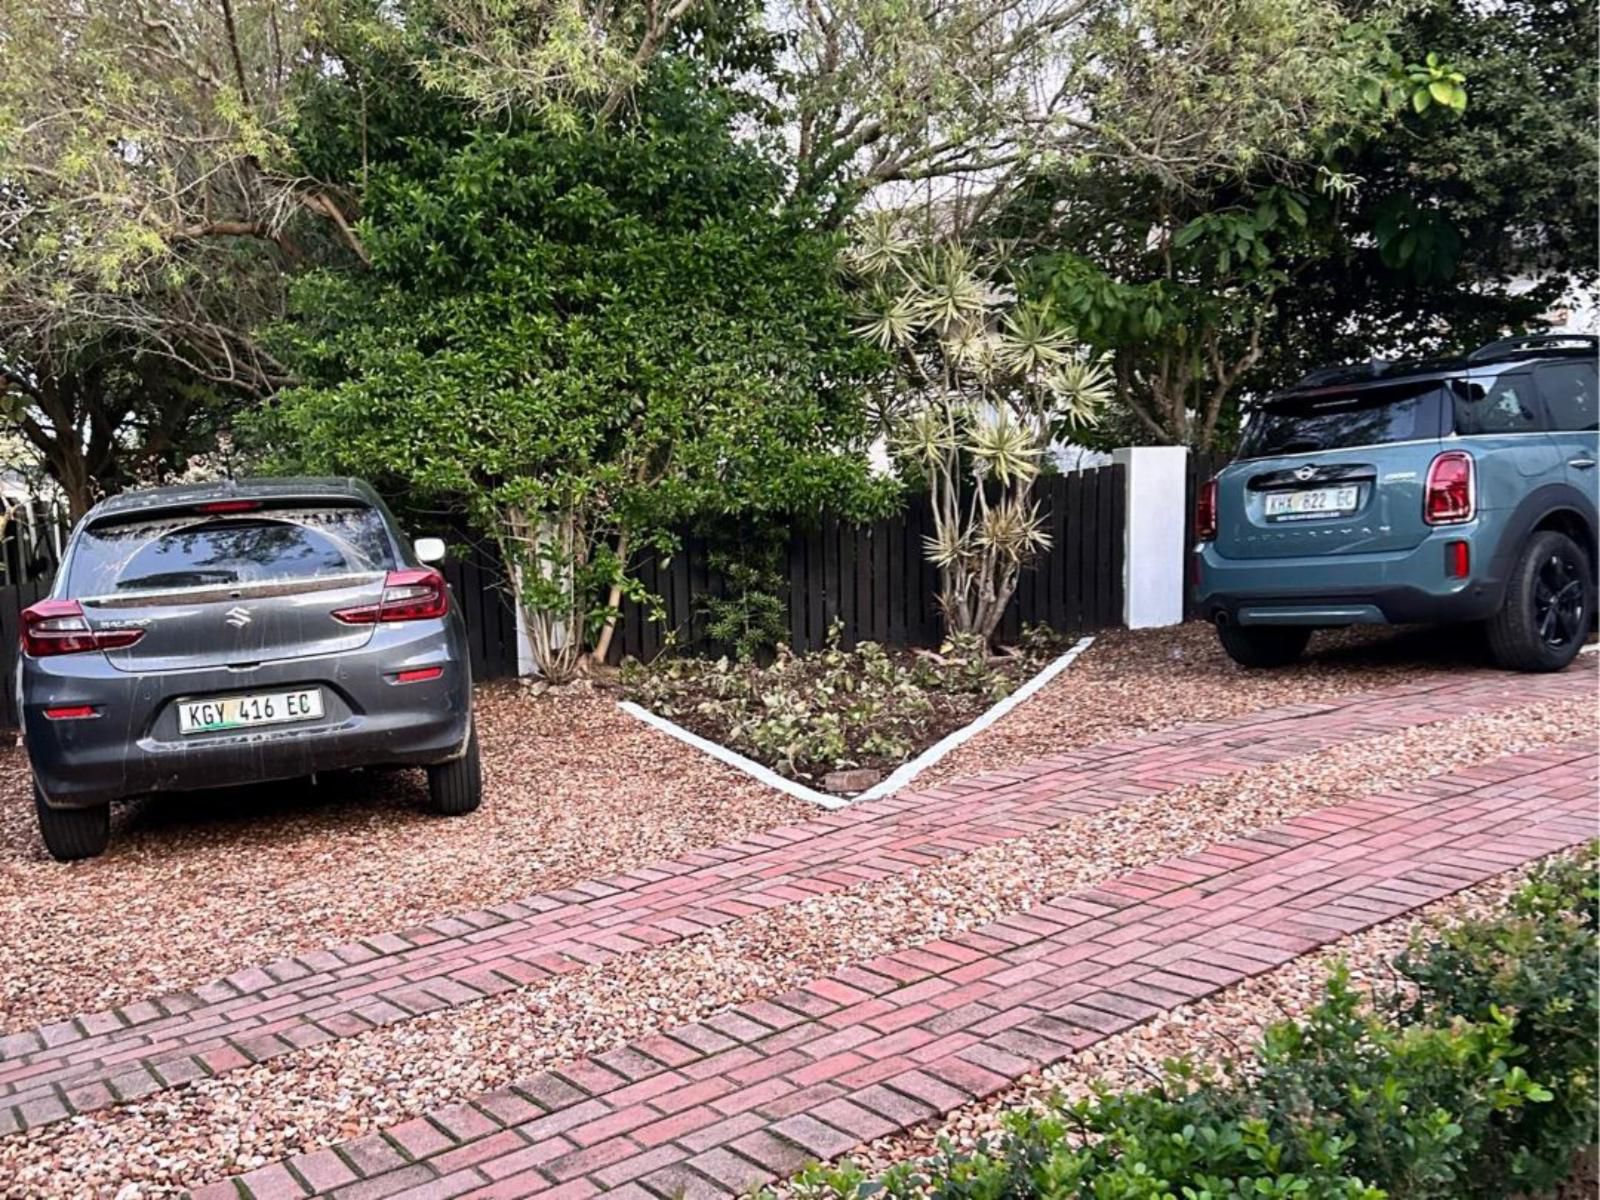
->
xmin=1571 ymin=458 xmax=1597 ymax=469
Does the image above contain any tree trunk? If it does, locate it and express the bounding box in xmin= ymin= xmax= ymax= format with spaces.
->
xmin=47 ymin=441 xmax=94 ymax=520
xmin=589 ymin=531 xmax=631 ymax=666
xmin=501 ymin=509 xmax=581 ymax=683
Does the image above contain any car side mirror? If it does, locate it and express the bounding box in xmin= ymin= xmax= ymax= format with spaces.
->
xmin=414 ymin=537 xmax=447 ymax=565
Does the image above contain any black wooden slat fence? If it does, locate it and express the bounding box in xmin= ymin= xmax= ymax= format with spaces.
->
xmin=0 ymin=579 xmax=50 ymax=728
xmin=437 ymin=543 xmax=520 ymax=682
xmin=1 ymin=500 xmax=70 ymax=588
xmin=605 ymin=463 xmax=1127 ymax=665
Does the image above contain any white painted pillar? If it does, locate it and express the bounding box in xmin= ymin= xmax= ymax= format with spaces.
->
xmin=1113 ymin=446 xmax=1189 ymax=629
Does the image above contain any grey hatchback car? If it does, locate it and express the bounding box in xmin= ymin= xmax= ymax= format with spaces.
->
xmin=14 ymin=478 xmax=480 ymax=860
xmin=1194 ymin=334 xmax=1598 ymax=672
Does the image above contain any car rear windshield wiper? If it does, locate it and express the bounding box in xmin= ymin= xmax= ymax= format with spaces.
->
xmin=115 ymin=569 xmax=241 ymax=590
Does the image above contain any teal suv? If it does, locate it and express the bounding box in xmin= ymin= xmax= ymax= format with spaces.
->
xmin=1194 ymin=334 xmax=1598 ymax=671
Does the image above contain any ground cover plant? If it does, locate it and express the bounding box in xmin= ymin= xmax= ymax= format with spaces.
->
xmin=621 ymin=623 xmax=1071 ymax=787
xmin=776 ymin=847 xmax=1600 ymax=1198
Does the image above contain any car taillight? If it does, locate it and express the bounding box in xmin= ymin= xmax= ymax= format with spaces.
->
xmin=1196 ymin=477 xmax=1219 ymax=542
xmin=193 ymin=500 xmax=261 ymax=514
xmin=20 ymin=600 xmax=145 ymax=658
xmin=332 ymin=569 xmax=449 ymax=624
xmin=1425 ymin=451 xmax=1475 ymax=525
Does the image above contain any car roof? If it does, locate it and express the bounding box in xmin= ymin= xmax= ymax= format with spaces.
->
xmin=86 ymin=477 xmax=382 ymax=521
xmin=1264 ymin=335 xmax=1597 ymax=407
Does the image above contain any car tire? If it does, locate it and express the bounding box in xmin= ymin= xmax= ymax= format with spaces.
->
xmin=33 ymin=781 xmax=110 ymax=862
xmin=1485 ymin=530 xmax=1594 ymax=672
xmin=427 ymin=725 xmax=482 ymax=815
xmin=1216 ymin=623 xmax=1312 ymax=669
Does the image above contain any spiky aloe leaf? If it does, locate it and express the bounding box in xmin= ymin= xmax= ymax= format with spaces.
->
xmin=854 ymin=288 xmax=919 ymax=350
xmin=998 ymin=303 xmax=1073 ymax=376
xmin=1047 ymin=353 xmax=1116 ymax=428
xmin=966 ymin=406 xmax=1042 ymax=487
xmin=976 ymin=499 xmax=1050 ymax=563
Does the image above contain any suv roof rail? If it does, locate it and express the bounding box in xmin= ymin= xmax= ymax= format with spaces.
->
xmin=1466 ymin=333 xmax=1598 ymax=364
xmin=1291 ymin=358 xmax=1393 ymax=388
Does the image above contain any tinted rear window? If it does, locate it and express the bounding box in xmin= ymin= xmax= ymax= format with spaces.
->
xmin=1239 ymin=382 xmax=1446 ymax=460
xmin=1453 ymin=371 xmax=1539 ymax=436
xmin=68 ymin=507 xmax=394 ymax=596
xmin=1536 ymin=360 xmax=1599 ymax=431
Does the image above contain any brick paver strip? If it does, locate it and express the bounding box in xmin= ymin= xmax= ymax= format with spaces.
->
xmin=176 ymin=737 xmax=1595 ymax=1198
xmin=0 ymin=666 xmax=1590 ymax=1141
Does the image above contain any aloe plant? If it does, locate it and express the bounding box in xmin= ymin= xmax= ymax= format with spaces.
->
xmin=849 ymin=215 xmax=1113 ymax=641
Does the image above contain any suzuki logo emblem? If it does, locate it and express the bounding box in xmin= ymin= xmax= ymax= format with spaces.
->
xmin=225 ymin=606 xmax=253 ymax=628
xmin=1294 ymin=465 xmax=1317 ymax=481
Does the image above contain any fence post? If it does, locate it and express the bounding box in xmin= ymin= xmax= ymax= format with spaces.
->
xmin=1112 ymin=446 xmax=1188 ymax=628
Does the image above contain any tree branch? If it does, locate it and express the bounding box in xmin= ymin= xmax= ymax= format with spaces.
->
xmin=299 ymin=191 xmax=371 ymax=265
xmin=171 ymin=218 xmax=303 ymax=261
xmin=217 ymin=0 xmax=253 ymax=109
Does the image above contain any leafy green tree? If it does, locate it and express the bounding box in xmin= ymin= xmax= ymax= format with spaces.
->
xmin=1025 ymin=179 xmax=1334 ymax=450
xmin=0 ymin=337 xmax=234 ymax=517
xmin=260 ymin=60 xmax=889 ymax=680
xmin=996 ymin=12 xmax=1480 ymax=450
xmin=1247 ymin=0 xmax=1598 ymax=396
xmin=0 ymin=0 xmax=715 ymax=508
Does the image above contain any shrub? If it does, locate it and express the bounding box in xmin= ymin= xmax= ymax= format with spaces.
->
xmin=1394 ymin=851 xmax=1599 ymax=1196
xmin=699 ymin=521 xmax=792 ymax=664
xmin=621 ymin=622 xmax=1043 ymax=781
xmin=772 ymin=846 xmax=1598 ymax=1199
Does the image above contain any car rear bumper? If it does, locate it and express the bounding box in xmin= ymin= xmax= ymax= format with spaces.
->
xmin=1192 ymin=536 xmax=1506 ymax=628
xmin=19 ymin=623 xmax=473 ymax=808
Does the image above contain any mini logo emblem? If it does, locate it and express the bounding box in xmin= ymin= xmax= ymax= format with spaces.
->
xmin=225 ymin=606 xmax=252 ymax=628
xmin=1294 ymin=465 xmax=1317 ymax=481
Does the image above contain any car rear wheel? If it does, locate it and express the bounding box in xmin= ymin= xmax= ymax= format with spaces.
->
xmin=1216 ymin=623 xmax=1311 ymax=669
xmin=33 ymin=781 xmax=110 ymax=861
xmin=427 ymin=725 xmax=482 ymax=815
xmin=1486 ymin=530 xmax=1594 ymax=672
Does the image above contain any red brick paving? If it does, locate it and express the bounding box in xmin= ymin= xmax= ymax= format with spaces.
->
xmin=174 ymin=735 xmax=1595 ymax=1198
xmin=0 ymin=666 xmax=1587 ymax=1142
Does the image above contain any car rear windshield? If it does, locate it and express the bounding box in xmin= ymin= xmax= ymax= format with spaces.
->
xmin=68 ymin=506 xmax=395 ymax=597
xmin=1239 ymin=381 xmax=1447 ymax=460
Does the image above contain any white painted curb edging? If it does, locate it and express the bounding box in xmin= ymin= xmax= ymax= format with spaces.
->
xmin=618 ymin=635 xmax=1095 ymax=810
xmin=855 ymin=635 xmax=1095 ymax=802
xmin=617 ymin=700 xmax=851 ymax=810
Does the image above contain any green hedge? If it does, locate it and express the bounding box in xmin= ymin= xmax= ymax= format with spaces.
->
xmin=779 ymin=848 xmax=1598 ymax=1200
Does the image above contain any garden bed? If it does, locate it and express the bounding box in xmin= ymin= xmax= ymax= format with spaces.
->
xmin=619 ymin=625 xmax=1075 ymax=793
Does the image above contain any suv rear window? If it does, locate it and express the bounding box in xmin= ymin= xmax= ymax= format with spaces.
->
xmin=1453 ymin=371 xmax=1539 ymax=435
xmin=1239 ymin=382 xmax=1446 ymax=460
xmin=68 ymin=507 xmax=395 ymax=597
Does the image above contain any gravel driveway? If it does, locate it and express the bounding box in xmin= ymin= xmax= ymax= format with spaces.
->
xmin=921 ymin=621 xmax=1525 ymax=786
xmin=0 ymin=630 xmax=1592 ymax=1199
xmin=0 ymin=623 xmax=1577 ymax=1031
xmin=0 ymin=683 xmax=809 ymax=1029
xmin=0 ymin=623 xmax=1575 ymax=1030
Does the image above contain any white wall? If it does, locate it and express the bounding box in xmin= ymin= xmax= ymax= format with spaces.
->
xmin=1114 ymin=446 xmax=1189 ymax=628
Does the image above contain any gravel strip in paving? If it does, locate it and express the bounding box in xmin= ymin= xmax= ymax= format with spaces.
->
xmin=920 ymin=621 xmax=1516 ymax=787
xmin=0 ymin=684 xmax=809 ymax=1031
xmin=2 ymin=697 xmax=1588 ymax=1198
xmin=828 ymin=853 xmax=1578 ymax=1183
